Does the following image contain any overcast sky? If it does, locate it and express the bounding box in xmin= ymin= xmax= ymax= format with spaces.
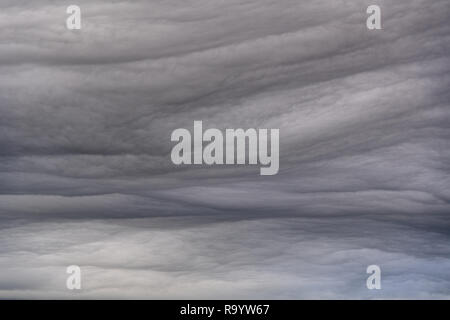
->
xmin=0 ymin=0 xmax=449 ymax=298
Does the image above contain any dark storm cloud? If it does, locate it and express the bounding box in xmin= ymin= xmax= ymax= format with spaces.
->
xmin=0 ymin=0 xmax=449 ymax=298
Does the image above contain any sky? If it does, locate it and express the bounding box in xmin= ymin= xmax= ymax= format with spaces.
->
xmin=0 ymin=0 xmax=449 ymax=299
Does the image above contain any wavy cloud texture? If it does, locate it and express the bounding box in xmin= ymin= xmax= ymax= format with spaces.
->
xmin=0 ymin=0 xmax=449 ymax=298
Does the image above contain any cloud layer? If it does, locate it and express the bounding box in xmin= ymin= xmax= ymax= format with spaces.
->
xmin=0 ymin=0 xmax=449 ymax=298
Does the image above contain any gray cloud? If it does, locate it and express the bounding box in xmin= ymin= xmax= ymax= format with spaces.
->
xmin=0 ymin=0 xmax=449 ymax=298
